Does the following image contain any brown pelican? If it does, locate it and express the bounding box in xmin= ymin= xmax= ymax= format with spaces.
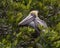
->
xmin=18 ymin=10 xmax=47 ymax=38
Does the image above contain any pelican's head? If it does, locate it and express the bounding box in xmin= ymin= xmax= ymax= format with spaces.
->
xmin=29 ymin=10 xmax=39 ymax=17
xmin=18 ymin=10 xmax=39 ymax=26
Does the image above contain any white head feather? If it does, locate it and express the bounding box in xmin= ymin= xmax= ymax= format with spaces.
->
xmin=29 ymin=10 xmax=39 ymax=17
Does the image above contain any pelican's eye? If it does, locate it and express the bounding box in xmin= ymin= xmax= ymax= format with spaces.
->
xmin=31 ymin=13 xmax=36 ymax=18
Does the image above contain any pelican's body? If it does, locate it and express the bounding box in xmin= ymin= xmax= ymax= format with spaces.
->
xmin=18 ymin=10 xmax=47 ymax=38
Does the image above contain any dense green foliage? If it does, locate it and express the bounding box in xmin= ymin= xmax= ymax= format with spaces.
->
xmin=0 ymin=0 xmax=60 ymax=48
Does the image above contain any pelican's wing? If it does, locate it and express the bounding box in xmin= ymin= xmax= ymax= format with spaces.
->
xmin=18 ymin=15 xmax=35 ymax=26
xmin=35 ymin=17 xmax=48 ymax=28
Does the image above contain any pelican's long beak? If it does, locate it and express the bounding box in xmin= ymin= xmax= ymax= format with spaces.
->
xmin=18 ymin=15 xmax=34 ymax=26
